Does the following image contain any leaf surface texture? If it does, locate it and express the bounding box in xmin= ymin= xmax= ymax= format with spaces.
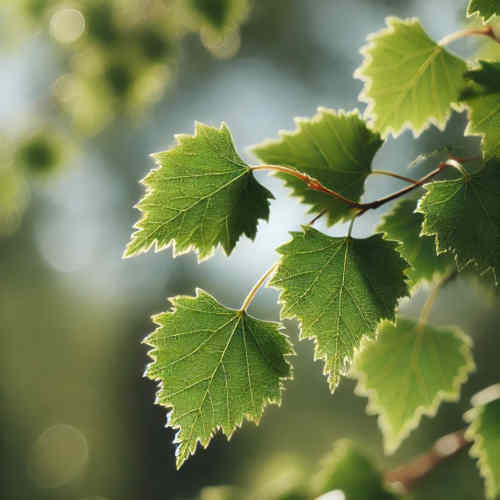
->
xmin=252 ymin=108 xmax=382 ymax=225
xmin=378 ymin=198 xmax=454 ymax=288
xmin=356 ymin=17 xmax=467 ymax=137
xmin=125 ymin=122 xmax=273 ymax=260
xmin=354 ymin=318 xmax=474 ymax=453
xmin=418 ymin=161 xmax=500 ymax=284
xmin=144 ymin=289 xmax=293 ymax=468
xmin=270 ymin=227 xmax=408 ymax=391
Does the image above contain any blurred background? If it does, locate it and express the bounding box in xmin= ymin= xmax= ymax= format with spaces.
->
xmin=1 ymin=1 xmax=499 ymax=499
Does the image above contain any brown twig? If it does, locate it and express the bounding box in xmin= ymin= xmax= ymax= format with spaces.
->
xmin=385 ymin=429 xmax=471 ymax=493
xmin=439 ymin=25 xmax=500 ymax=46
xmin=252 ymin=159 xmax=456 ymax=216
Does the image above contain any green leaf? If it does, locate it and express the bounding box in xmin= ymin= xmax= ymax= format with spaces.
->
xmin=124 ymin=122 xmax=273 ymax=261
xmin=355 ymin=17 xmax=467 ymax=138
xmin=313 ymin=440 xmax=400 ymax=500
xmin=269 ymin=227 xmax=408 ymax=392
xmin=465 ymin=385 xmax=500 ymax=499
xmin=418 ymin=160 xmax=500 ymax=285
xmin=252 ymin=108 xmax=383 ymax=226
xmin=467 ymin=0 xmax=500 ymax=22
xmin=377 ymin=198 xmax=455 ymax=289
xmin=461 ymin=61 xmax=500 ymax=160
xmin=353 ymin=318 xmax=475 ymax=453
xmin=144 ymin=289 xmax=293 ymax=468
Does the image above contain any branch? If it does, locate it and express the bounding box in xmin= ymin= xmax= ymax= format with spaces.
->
xmin=240 ymin=263 xmax=278 ymax=311
xmin=252 ymin=159 xmax=460 ymax=218
xmin=439 ymin=25 xmax=500 ymax=46
xmin=385 ymin=429 xmax=471 ymax=493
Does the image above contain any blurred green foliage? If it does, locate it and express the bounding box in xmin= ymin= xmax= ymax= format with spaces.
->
xmin=1 ymin=1 xmax=500 ymax=500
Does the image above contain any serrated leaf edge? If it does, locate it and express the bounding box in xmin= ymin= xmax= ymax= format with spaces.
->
xmin=123 ymin=122 xmax=270 ymax=263
xmin=466 ymin=2 xmax=499 ymax=24
xmin=354 ymin=16 xmax=465 ymax=139
xmin=268 ymin=227 xmax=406 ymax=393
xmin=376 ymin=200 xmax=452 ymax=294
xmin=250 ymin=107 xmax=377 ymax=225
xmin=143 ymin=287 xmax=294 ymax=468
xmin=461 ymin=64 xmax=500 ymax=161
xmin=465 ymin=403 xmax=500 ymax=499
xmin=352 ymin=319 xmax=475 ymax=454
xmin=416 ymin=178 xmax=499 ymax=285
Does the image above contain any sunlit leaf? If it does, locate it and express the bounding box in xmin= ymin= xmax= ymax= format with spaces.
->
xmin=355 ymin=17 xmax=467 ymax=138
xmin=461 ymin=61 xmax=500 ymax=160
xmin=466 ymin=385 xmax=500 ymax=499
xmin=252 ymin=108 xmax=383 ymax=226
xmin=144 ymin=289 xmax=293 ymax=468
xmin=270 ymin=227 xmax=408 ymax=392
xmin=354 ymin=318 xmax=475 ymax=453
xmin=124 ymin=122 xmax=273 ymax=261
xmin=418 ymin=160 xmax=500 ymax=285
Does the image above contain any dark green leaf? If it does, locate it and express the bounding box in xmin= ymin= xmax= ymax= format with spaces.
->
xmin=252 ymin=108 xmax=382 ymax=226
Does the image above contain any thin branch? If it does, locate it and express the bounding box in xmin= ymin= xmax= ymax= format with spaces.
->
xmin=385 ymin=429 xmax=470 ymax=493
xmin=251 ymin=164 xmax=360 ymax=207
xmin=307 ymin=208 xmax=328 ymax=226
xmin=253 ymin=160 xmax=456 ymax=213
xmin=439 ymin=25 xmax=500 ymax=46
xmin=371 ymin=170 xmax=419 ymax=184
xmin=240 ymin=263 xmax=278 ymax=312
xmin=418 ymin=270 xmax=458 ymax=326
xmin=357 ymin=160 xmax=452 ymax=211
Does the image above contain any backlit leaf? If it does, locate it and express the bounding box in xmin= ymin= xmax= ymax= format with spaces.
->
xmin=124 ymin=122 xmax=273 ymax=261
xmin=461 ymin=61 xmax=500 ymax=160
xmin=418 ymin=160 xmax=500 ymax=285
xmin=353 ymin=318 xmax=475 ymax=453
xmin=252 ymin=108 xmax=383 ymax=226
xmin=270 ymin=227 xmax=408 ymax=392
xmin=466 ymin=384 xmax=500 ymax=499
xmin=144 ymin=289 xmax=293 ymax=468
xmin=355 ymin=17 xmax=467 ymax=138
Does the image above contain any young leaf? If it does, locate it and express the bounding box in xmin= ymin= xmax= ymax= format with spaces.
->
xmin=418 ymin=160 xmax=500 ymax=285
xmin=461 ymin=61 xmax=500 ymax=160
xmin=377 ymin=198 xmax=455 ymax=289
xmin=355 ymin=17 xmax=467 ymax=138
xmin=144 ymin=289 xmax=293 ymax=468
xmin=252 ymin=108 xmax=383 ymax=226
xmin=353 ymin=318 xmax=475 ymax=454
xmin=269 ymin=227 xmax=408 ymax=392
xmin=465 ymin=385 xmax=500 ymax=499
xmin=124 ymin=122 xmax=273 ymax=261
xmin=313 ymin=440 xmax=400 ymax=500
xmin=467 ymin=0 xmax=500 ymax=23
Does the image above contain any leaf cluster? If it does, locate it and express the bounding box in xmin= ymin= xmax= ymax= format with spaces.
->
xmin=124 ymin=1 xmax=500 ymax=498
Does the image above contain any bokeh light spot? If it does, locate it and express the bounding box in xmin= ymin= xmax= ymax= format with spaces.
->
xmin=28 ymin=424 xmax=89 ymax=488
xmin=49 ymin=8 xmax=85 ymax=44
